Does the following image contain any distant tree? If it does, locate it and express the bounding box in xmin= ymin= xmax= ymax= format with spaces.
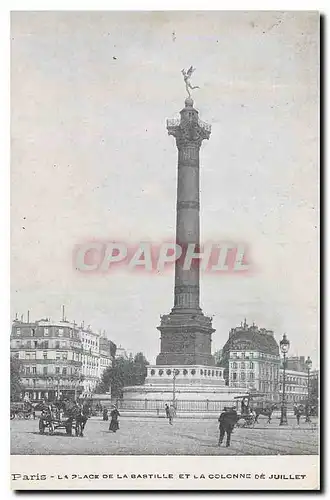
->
xmin=132 ymin=352 xmax=149 ymax=385
xmin=94 ymin=352 xmax=149 ymax=398
xmin=10 ymin=358 xmax=23 ymax=401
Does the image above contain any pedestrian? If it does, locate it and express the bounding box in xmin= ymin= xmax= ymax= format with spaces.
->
xmin=294 ymin=405 xmax=300 ymax=425
xmin=168 ymin=404 xmax=176 ymax=425
xmin=218 ymin=407 xmax=238 ymax=448
xmin=103 ymin=407 xmax=109 ymax=421
xmin=165 ymin=404 xmax=170 ymax=420
xmin=109 ymin=405 xmax=120 ymax=433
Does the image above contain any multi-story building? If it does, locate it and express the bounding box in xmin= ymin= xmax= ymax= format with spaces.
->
xmin=115 ymin=345 xmax=129 ymax=360
xmin=99 ymin=334 xmax=116 ymax=379
xmin=221 ymin=320 xmax=280 ymax=399
xmin=11 ymin=315 xmax=117 ymax=401
xmin=285 ymin=356 xmax=308 ymax=373
xmin=10 ymin=318 xmax=83 ymax=401
xmin=279 ymin=368 xmax=308 ymax=403
xmin=79 ymin=326 xmax=101 ymax=396
xmin=213 ymin=349 xmax=223 ymax=365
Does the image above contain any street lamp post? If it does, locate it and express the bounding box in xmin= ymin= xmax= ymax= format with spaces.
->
xmin=305 ymin=356 xmax=312 ymax=423
xmin=279 ymin=333 xmax=290 ymax=426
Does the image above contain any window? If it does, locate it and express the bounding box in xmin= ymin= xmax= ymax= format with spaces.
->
xmin=241 ymin=372 xmax=246 ymax=381
xmin=232 ymin=362 xmax=237 ymax=369
xmin=62 ymin=368 xmax=67 ymax=375
xmin=233 ymin=372 xmax=237 ymax=380
xmin=26 ymin=340 xmax=31 ymax=348
xmin=62 ymin=352 xmax=68 ymax=360
xmin=55 ymin=367 xmax=60 ymax=374
xmin=249 ymin=372 xmax=254 ymax=381
xmin=31 ymin=328 xmax=36 ymax=337
xmin=44 ymin=328 xmax=49 ymax=336
xmin=16 ymin=328 xmax=21 ymax=336
xmin=56 ymin=352 xmax=61 ymax=360
xmin=241 ymin=362 xmax=245 ymax=369
xmin=44 ymin=341 xmax=49 ymax=349
xmin=43 ymin=351 xmax=47 ymax=360
xmin=250 ymin=362 xmax=254 ymax=369
xmin=32 ymin=366 xmax=37 ymax=374
xmin=43 ymin=366 xmax=48 ymax=375
xmin=55 ymin=341 xmax=60 ymax=349
xmin=26 ymin=366 xmax=30 ymax=374
xmin=58 ymin=328 xmax=63 ymax=337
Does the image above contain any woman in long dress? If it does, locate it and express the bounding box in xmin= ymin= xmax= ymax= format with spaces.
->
xmin=109 ymin=405 xmax=120 ymax=432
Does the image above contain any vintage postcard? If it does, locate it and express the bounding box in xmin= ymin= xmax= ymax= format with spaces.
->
xmin=10 ymin=10 xmax=319 ymax=490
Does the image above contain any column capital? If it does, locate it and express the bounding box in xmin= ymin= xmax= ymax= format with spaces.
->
xmin=167 ymin=119 xmax=211 ymax=149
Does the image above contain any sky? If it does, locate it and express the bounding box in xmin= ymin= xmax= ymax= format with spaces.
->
xmin=11 ymin=11 xmax=319 ymax=365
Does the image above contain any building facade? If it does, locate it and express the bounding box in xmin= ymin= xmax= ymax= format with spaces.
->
xmin=221 ymin=321 xmax=280 ymax=399
xmin=285 ymin=356 xmax=309 ymax=373
xmin=10 ymin=318 xmax=83 ymax=401
xmin=11 ymin=318 xmax=117 ymax=401
xmin=115 ymin=345 xmax=129 ymax=360
xmin=79 ymin=327 xmax=102 ymax=396
xmin=279 ymin=368 xmax=308 ymax=403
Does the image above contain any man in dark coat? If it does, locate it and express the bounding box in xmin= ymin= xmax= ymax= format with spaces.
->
xmin=218 ymin=407 xmax=238 ymax=447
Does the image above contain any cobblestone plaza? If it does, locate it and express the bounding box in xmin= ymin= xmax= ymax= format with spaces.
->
xmin=11 ymin=416 xmax=318 ymax=456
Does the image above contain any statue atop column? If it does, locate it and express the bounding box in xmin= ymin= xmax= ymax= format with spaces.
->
xmin=181 ymin=66 xmax=200 ymax=98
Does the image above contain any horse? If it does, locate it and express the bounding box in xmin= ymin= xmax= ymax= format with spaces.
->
xmin=73 ymin=403 xmax=90 ymax=437
xmin=253 ymin=404 xmax=277 ymax=424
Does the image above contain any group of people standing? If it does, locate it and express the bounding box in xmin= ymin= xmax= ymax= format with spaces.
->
xmin=293 ymin=404 xmax=311 ymax=424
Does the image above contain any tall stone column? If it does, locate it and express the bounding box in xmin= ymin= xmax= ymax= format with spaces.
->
xmin=156 ymin=97 xmax=215 ymax=366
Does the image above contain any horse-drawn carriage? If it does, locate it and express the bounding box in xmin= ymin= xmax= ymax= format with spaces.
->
xmin=10 ymin=401 xmax=34 ymax=420
xmin=39 ymin=401 xmax=90 ymax=437
xmin=234 ymin=393 xmax=278 ymax=427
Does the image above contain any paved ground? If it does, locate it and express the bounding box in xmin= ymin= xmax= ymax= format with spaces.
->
xmin=11 ymin=416 xmax=318 ymax=456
